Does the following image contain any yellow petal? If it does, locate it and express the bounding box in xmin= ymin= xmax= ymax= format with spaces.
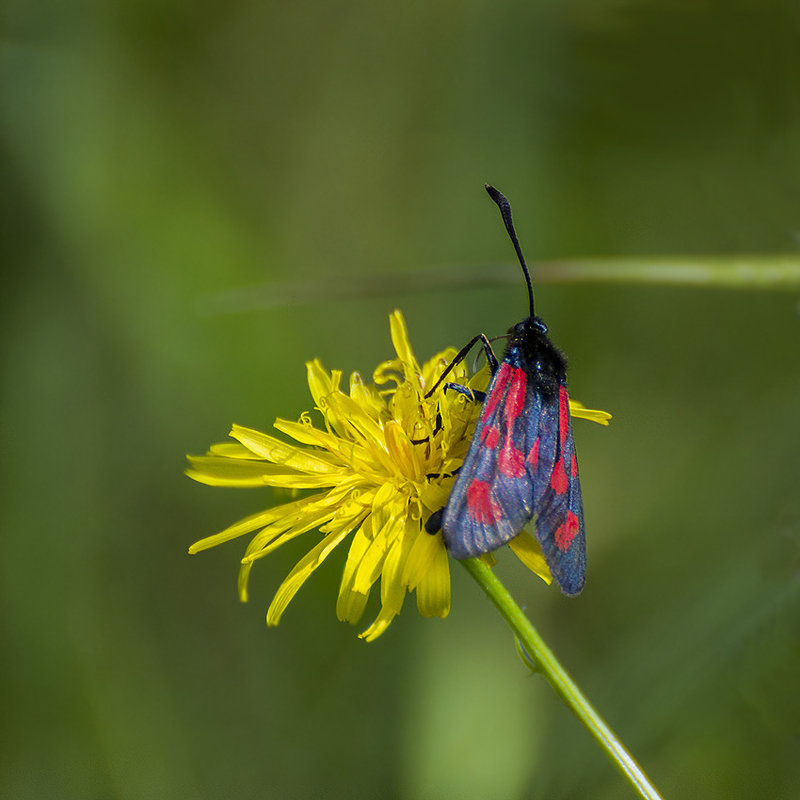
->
xmin=389 ymin=310 xmax=422 ymax=387
xmin=379 ymin=538 xmax=408 ymax=616
xmin=325 ymin=392 xmax=388 ymax=450
xmin=244 ymin=496 xmax=367 ymax=567
xmin=384 ymin=420 xmax=420 ymax=481
xmin=305 ymin=359 xmax=330 ymax=405
xmin=349 ymin=372 xmax=384 ymax=418
xmin=349 ymin=487 xmax=406 ymax=595
xmin=569 ymin=400 xmax=613 ymax=426
xmin=188 ymin=494 xmax=325 ymax=554
xmin=336 ymin=585 xmax=370 ymax=625
xmin=337 ymin=516 xmax=374 ymax=623
xmin=230 ymin=424 xmax=341 ymax=472
xmin=420 ymin=482 xmax=455 ymax=514
xmin=272 ymin=417 xmax=345 ymax=451
xmin=402 ymin=523 xmax=439 ymax=590
xmin=259 ymin=473 xmax=349 ymax=489
xmin=238 ymin=559 xmax=255 ymax=603
xmin=305 ymin=359 xmax=340 ymax=408
xmin=508 ymin=530 xmax=553 ymax=585
xmin=241 ymin=505 xmax=338 ymax=564
xmin=207 ymin=442 xmax=265 ymax=459
xmin=468 ymin=362 xmax=492 ymax=391
xmin=319 ymin=476 xmax=375 ymax=511
xmin=306 ymin=360 xmax=350 ymax=438
xmin=236 ymin=502 xmax=344 ymax=602
xmin=372 ymin=357 xmax=404 ymax=389
xmin=415 ymin=539 xmax=451 ymax=618
xmin=352 ymin=516 xmax=396 ymax=595
xmin=420 ymin=347 xmax=458 ymax=388
xmin=360 ymin=524 xmax=415 ymax=640
xmin=358 ymin=605 xmax=398 ymax=642
xmin=265 ymin=526 xmax=352 ymax=626
xmin=185 ymin=456 xmax=316 ymax=487
xmin=324 ymin=394 xmax=400 ymax=479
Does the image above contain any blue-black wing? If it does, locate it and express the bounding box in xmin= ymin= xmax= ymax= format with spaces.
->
xmin=531 ymin=386 xmax=586 ymax=595
xmin=441 ymin=361 xmax=586 ymax=595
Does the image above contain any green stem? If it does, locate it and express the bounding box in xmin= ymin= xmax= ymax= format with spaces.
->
xmin=206 ymin=255 xmax=800 ymax=313
xmin=535 ymin=255 xmax=800 ymax=290
xmin=461 ymin=558 xmax=663 ymax=800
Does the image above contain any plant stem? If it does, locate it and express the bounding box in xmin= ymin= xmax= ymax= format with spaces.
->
xmin=461 ymin=557 xmax=663 ymax=800
xmin=535 ymin=255 xmax=800 ymax=290
xmin=206 ymin=254 xmax=800 ymax=313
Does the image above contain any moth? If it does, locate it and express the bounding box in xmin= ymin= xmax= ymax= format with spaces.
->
xmin=426 ymin=185 xmax=586 ymax=595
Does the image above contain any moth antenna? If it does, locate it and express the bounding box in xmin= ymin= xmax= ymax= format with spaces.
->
xmin=485 ymin=184 xmax=535 ymax=318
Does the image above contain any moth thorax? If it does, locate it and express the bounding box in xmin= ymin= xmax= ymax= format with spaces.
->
xmin=513 ymin=317 xmax=568 ymax=399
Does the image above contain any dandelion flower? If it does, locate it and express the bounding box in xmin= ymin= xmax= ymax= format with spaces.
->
xmin=186 ymin=311 xmax=610 ymax=641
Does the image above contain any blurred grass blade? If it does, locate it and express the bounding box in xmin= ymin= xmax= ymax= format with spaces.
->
xmin=203 ymin=255 xmax=800 ymax=313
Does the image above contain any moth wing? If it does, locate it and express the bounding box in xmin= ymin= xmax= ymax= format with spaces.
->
xmin=442 ymin=362 xmax=542 ymax=558
xmin=531 ymin=386 xmax=586 ymax=595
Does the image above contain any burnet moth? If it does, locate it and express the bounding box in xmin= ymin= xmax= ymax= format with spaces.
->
xmin=426 ymin=185 xmax=586 ymax=595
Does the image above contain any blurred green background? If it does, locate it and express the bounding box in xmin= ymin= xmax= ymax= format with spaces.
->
xmin=2 ymin=1 xmax=799 ymax=798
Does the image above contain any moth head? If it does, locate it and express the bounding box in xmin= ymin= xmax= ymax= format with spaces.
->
xmin=509 ymin=316 xmax=548 ymax=337
xmin=530 ymin=316 xmax=549 ymax=336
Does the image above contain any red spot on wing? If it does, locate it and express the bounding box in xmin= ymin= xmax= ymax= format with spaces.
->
xmin=481 ymin=425 xmax=500 ymax=449
xmin=498 ymin=436 xmax=526 ymax=478
xmin=570 ymin=453 xmax=578 ymax=477
xmin=555 ymin=511 xmax=580 ymax=551
xmin=504 ymin=367 xmax=527 ymax=422
xmin=550 ymin=458 xmax=568 ymax=494
xmin=467 ymin=480 xmax=500 ymax=524
xmin=526 ymin=438 xmax=540 ymax=466
xmin=482 ymin=363 xmax=511 ymax=418
xmin=558 ymin=387 xmax=569 ymax=449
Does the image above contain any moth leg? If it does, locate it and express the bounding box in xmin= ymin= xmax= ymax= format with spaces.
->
xmin=415 ymin=334 xmax=496 ymax=443
xmin=424 ymin=333 xmax=499 ymax=400
xmin=425 ymin=466 xmax=461 ymax=480
xmin=421 ymin=338 xmax=495 ymax=537
xmin=410 ymin=411 xmax=443 ymax=444
xmin=443 ymin=383 xmax=486 ymax=403
xmin=410 ymin=382 xmax=486 ymax=445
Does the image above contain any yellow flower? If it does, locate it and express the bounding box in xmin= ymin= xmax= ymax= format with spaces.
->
xmin=186 ymin=311 xmax=611 ymax=641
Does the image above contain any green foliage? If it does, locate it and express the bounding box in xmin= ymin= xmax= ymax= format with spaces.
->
xmin=2 ymin=0 xmax=798 ymax=797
